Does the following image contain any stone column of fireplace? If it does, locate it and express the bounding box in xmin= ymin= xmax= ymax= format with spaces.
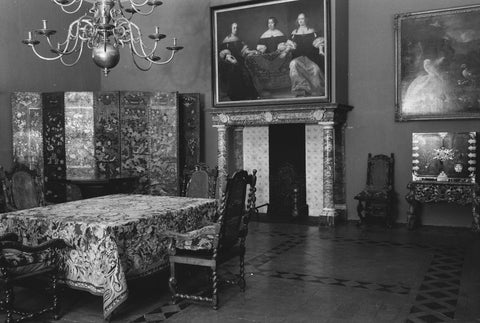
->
xmin=320 ymin=122 xmax=335 ymax=225
xmin=214 ymin=124 xmax=228 ymax=199
xmin=209 ymin=103 xmax=352 ymax=227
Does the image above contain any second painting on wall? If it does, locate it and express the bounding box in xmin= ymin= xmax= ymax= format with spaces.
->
xmin=395 ymin=5 xmax=480 ymax=121
xmin=211 ymin=0 xmax=330 ymax=107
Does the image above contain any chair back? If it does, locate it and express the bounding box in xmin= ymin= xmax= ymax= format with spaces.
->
xmin=183 ymin=164 xmax=218 ymax=199
xmin=218 ymin=169 xmax=257 ymax=250
xmin=366 ymin=153 xmax=394 ymax=191
xmin=1 ymin=163 xmax=45 ymax=211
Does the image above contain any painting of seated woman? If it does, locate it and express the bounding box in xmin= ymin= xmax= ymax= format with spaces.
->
xmin=211 ymin=0 xmax=329 ymax=107
xmin=244 ymin=16 xmax=292 ymax=98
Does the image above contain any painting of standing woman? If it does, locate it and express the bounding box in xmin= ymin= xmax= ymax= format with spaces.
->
xmin=211 ymin=0 xmax=329 ymax=107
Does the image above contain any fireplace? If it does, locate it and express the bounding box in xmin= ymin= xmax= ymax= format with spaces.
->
xmin=210 ymin=103 xmax=351 ymax=226
xmin=269 ymin=124 xmax=307 ymax=218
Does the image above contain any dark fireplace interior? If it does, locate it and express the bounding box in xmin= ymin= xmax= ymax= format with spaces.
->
xmin=269 ymin=124 xmax=307 ymax=218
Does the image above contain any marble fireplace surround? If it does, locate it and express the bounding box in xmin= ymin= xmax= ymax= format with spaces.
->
xmin=210 ymin=103 xmax=352 ymax=226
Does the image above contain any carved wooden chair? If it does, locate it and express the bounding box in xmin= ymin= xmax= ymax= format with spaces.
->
xmin=1 ymin=163 xmax=45 ymax=211
xmin=166 ymin=169 xmax=257 ymax=309
xmin=0 ymin=232 xmax=68 ymax=322
xmin=354 ymin=153 xmax=395 ymax=227
xmin=181 ymin=163 xmax=218 ymax=199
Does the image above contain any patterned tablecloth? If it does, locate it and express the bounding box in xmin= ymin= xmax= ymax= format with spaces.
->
xmin=0 ymin=194 xmax=217 ymax=318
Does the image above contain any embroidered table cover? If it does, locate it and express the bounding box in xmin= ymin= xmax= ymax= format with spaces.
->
xmin=0 ymin=194 xmax=217 ymax=318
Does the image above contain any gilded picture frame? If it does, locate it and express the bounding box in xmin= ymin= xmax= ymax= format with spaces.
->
xmin=211 ymin=0 xmax=330 ymax=108
xmin=395 ymin=5 xmax=480 ymax=121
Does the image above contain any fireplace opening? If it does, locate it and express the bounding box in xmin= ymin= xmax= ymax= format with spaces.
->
xmin=269 ymin=124 xmax=307 ymax=219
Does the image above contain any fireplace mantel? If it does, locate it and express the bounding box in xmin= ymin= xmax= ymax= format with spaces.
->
xmin=209 ymin=103 xmax=352 ymax=226
xmin=210 ymin=103 xmax=351 ymax=127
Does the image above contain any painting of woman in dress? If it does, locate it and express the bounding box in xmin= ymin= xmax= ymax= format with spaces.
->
xmin=218 ymin=22 xmax=258 ymax=101
xmin=287 ymin=13 xmax=325 ymax=97
xmin=244 ymin=16 xmax=293 ymax=98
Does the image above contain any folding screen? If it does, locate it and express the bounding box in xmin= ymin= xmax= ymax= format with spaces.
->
xmin=12 ymin=91 xmax=186 ymax=202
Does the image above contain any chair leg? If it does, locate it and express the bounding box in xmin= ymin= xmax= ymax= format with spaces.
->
xmin=385 ymin=203 xmax=392 ymax=228
xmin=5 ymin=283 xmax=14 ymax=323
xmin=52 ymin=272 xmax=61 ymax=320
xmin=238 ymin=245 xmax=246 ymax=291
xmin=169 ymin=261 xmax=178 ymax=304
xmin=356 ymin=200 xmax=365 ymax=225
xmin=212 ymin=268 xmax=218 ymax=310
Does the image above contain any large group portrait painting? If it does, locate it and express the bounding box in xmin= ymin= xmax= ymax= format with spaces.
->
xmin=211 ymin=0 xmax=329 ymax=107
xmin=395 ymin=5 xmax=480 ymax=121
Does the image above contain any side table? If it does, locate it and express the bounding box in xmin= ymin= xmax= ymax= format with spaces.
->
xmin=405 ymin=181 xmax=480 ymax=232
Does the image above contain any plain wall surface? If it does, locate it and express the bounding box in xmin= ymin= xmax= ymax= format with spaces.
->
xmin=0 ymin=0 xmax=100 ymax=170
xmin=2 ymin=0 xmax=479 ymax=228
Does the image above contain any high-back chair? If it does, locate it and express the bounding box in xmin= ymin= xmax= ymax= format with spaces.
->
xmin=0 ymin=233 xmax=68 ymax=322
xmin=182 ymin=163 xmax=218 ymax=199
xmin=354 ymin=153 xmax=395 ymax=227
xmin=1 ymin=163 xmax=45 ymax=211
xmin=166 ymin=169 xmax=257 ymax=309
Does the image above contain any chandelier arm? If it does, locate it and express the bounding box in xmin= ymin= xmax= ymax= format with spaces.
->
xmin=52 ymin=0 xmax=84 ymax=14
xmin=128 ymin=0 xmax=151 ymax=8
xmin=44 ymin=17 xmax=88 ymax=56
xmin=30 ymin=46 xmax=63 ymax=61
xmin=128 ymin=6 xmax=156 ymax=16
xmin=130 ymin=35 xmax=159 ymax=58
xmin=59 ymin=42 xmax=86 ymax=66
xmin=126 ymin=22 xmax=160 ymax=58
xmin=131 ymin=48 xmax=153 ymax=71
xmin=148 ymin=49 xmax=177 ymax=65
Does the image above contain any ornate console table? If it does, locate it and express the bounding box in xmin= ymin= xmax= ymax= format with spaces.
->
xmin=405 ymin=181 xmax=480 ymax=232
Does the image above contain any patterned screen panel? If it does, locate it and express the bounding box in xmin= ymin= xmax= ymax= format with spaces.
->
xmin=94 ymin=92 xmax=121 ymax=178
xmin=120 ymin=91 xmax=150 ymax=191
xmin=412 ymin=132 xmax=477 ymax=182
xmin=179 ymin=93 xmax=201 ymax=172
xmin=42 ymin=92 xmax=66 ymax=202
xmin=11 ymin=92 xmax=43 ymax=171
xmin=148 ymin=92 xmax=179 ymax=195
xmin=65 ymin=92 xmax=95 ymax=179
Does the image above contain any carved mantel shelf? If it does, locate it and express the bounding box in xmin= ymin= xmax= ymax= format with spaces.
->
xmin=209 ymin=103 xmax=353 ymax=227
xmin=209 ymin=103 xmax=352 ymax=126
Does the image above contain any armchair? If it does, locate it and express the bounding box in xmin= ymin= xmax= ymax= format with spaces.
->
xmin=354 ymin=153 xmax=395 ymax=227
xmin=0 ymin=233 xmax=68 ymax=323
xmin=166 ymin=169 xmax=257 ymax=309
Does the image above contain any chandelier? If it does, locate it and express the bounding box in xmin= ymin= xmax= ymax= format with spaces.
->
xmin=22 ymin=0 xmax=183 ymax=76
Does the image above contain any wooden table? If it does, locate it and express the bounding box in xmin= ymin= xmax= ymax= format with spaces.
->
xmin=405 ymin=181 xmax=480 ymax=232
xmin=0 ymin=194 xmax=217 ymax=319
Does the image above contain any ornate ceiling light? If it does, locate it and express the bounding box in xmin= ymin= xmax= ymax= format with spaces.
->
xmin=22 ymin=0 xmax=183 ymax=76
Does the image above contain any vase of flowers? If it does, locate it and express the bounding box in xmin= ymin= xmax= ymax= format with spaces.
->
xmin=433 ymin=146 xmax=455 ymax=181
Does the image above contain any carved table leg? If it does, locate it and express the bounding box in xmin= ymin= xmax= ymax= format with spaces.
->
xmin=405 ymin=192 xmax=417 ymax=230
